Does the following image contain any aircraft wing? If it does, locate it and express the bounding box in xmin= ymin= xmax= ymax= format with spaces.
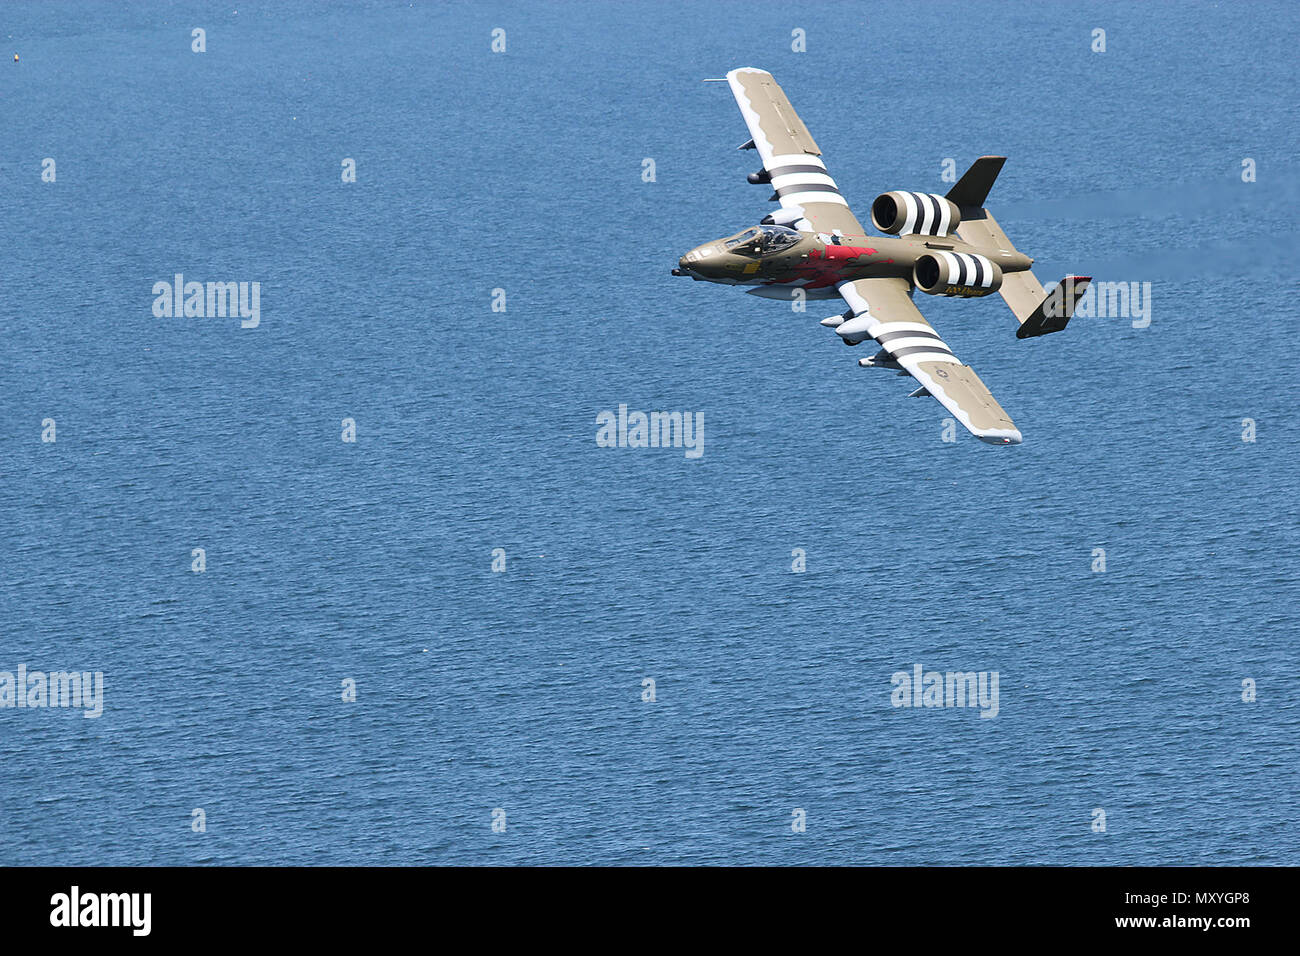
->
xmin=835 ymin=277 xmax=1023 ymax=445
xmin=726 ymin=67 xmax=866 ymax=237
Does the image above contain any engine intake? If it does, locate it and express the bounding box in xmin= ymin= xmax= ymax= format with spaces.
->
xmin=871 ymin=191 xmax=961 ymax=236
xmin=914 ymin=252 xmax=1002 ymax=297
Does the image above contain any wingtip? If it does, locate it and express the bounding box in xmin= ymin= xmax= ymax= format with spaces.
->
xmin=977 ymin=430 xmax=1023 ymax=445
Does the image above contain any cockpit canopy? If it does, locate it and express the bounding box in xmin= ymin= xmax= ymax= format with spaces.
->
xmin=723 ymin=224 xmax=802 ymax=257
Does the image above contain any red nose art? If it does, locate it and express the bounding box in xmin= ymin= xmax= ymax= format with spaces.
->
xmin=792 ymin=245 xmax=877 ymax=288
xmin=820 ymin=245 xmax=876 ymax=260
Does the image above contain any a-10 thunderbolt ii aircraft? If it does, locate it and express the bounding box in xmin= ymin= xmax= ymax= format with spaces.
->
xmin=673 ymin=67 xmax=1091 ymax=444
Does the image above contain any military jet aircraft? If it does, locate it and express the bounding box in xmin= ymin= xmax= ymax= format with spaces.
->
xmin=673 ymin=67 xmax=1091 ymax=444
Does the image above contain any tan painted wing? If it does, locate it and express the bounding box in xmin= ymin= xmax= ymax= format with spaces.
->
xmin=726 ymin=68 xmax=866 ymax=237
xmin=837 ymin=277 xmax=1023 ymax=444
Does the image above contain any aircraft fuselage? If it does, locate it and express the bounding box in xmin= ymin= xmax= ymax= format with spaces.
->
xmin=674 ymin=226 xmax=1033 ymax=299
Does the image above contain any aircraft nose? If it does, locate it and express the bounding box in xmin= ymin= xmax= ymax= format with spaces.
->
xmin=674 ymin=254 xmax=692 ymax=276
xmin=681 ymin=246 xmax=725 ymax=276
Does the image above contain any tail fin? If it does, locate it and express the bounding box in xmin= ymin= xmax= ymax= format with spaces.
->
xmin=946 ymin=156 xmax=1006 ymax=210
xmin=1015 ymin=277 xmax=1092 ymax=339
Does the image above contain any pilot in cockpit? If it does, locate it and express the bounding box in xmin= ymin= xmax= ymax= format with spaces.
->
xmin=726 ymin=224 xmax=802 ymax=257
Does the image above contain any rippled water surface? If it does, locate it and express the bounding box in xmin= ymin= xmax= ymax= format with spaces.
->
xmin=1 ymin=1 xmax=1297 ymax=864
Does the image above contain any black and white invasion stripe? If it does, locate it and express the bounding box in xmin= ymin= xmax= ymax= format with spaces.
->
xmin=937 ymin=252 xmax=995 ymax=293
xmin=901 ymin=192 xmax=952 ymax=236
xmin=872 ymin=321 xmax=960 ymax=365
xmin=766 ymin=153 xmax=849 ymax=208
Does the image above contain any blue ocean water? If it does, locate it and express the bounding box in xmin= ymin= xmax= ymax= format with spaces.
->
xmin=1 ymin=1 xmax=1297 ymax=865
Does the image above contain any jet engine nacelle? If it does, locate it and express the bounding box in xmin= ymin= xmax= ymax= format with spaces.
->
xmin=870 ymin=191 xmax=961 ymax=236
xmin=914 ymin=252 xmax=1003 ymax=297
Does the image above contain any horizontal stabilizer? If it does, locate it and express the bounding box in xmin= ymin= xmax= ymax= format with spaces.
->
xmin=956 ymin=209 xmax=1085 ymax=340
xmin=1016 ymin=277 xmax=1092 ymax=339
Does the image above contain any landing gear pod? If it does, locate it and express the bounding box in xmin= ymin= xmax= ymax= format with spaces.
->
xmin=914 ymin=252 xmax=1002 ymax=297
xmin=871 ymin=191 xmax=961 ymax=237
